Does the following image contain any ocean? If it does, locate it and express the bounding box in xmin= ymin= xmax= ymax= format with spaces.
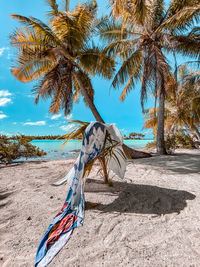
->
xmin=30 ymin=139 xmax=153 ymax=160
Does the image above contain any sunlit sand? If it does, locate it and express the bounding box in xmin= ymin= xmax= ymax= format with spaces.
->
xmin=0 ymin=149 xmax=200 ymax=266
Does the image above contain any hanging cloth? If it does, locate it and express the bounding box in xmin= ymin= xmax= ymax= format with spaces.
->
xmin=35 ymin=122 xmax=126 ymax=266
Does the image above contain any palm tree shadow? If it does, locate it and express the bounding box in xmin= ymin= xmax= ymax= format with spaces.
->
xmin=0 ymin=160 xmax=47 ymax=169
xmin=134 ymin=152 xmax=200 ymax=174
xmin=0 ymin=189 xmax=13 ymax=208
xmin=86 ymin=179 xmax=195 ymax=215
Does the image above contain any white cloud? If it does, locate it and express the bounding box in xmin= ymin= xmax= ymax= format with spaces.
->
xmin=0 ymin=98 xmax=12 ymax=106
xmin=65 ymin=113 xmax=72 ymax=120
xmin=12 ymin=122 xmax=17 ymax=125
xmin=51 ymin=113 xmax=62 ymax=120
xmin=0 ymin=91 xmax=12 ymax=107
xmin=0 ymin=47 xmax=9 ymax=57
xmin=0 ymin=114 xmax=7 ymax=119
xmin=0 ymin=131 xmax=12 ymax=136
xmin=0 ymin=90 xmax=12 ymax=97
xmin=60 ymin=124 xmax=76 ymax=132
xmin=24 ymin=121 xmax=46 ymax=126
xmin=26 ymin=94 xmax=35 ymax=98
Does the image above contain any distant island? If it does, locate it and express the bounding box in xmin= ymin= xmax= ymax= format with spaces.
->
xmin=10 ymin=132 xmax=149 ymax=141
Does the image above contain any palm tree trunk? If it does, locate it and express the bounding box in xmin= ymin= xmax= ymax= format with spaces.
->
xmin=66 ymin=0 xmax=69 ymax=11
xmin=156 ymin=77 xmax=167 ymax=155
xmin=98 ymin=157 xmax=109 ymax=184
xmin=193 ymin=125 xmax=200 ymax=140
xmin=73 ymin=70 xmax=151 ymax=159
xmin=73 ymin=71 xmax=104 ymax=123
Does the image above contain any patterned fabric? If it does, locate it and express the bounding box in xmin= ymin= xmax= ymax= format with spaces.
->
xmin=35 ymin=122 xmax=126 ymax=266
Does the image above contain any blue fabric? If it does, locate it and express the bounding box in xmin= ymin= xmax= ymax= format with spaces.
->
xmin=35 ymin=122 xmax=106 ymax=266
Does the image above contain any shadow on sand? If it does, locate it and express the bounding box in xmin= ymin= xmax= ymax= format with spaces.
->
xmin=85 ymin=179 xmax=195 ymax=215
xmin=135 ymin=152 xmax=200 ymax=175
xmin=0 ymin=160 xmax=47 ymax=169
xmin=0 ymin=189 xmax=13 ymax=209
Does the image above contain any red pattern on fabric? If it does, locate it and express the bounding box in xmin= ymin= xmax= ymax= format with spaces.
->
xmin=55 ymin=202 xmax=69 ymax=218
xmin=46 ymin=214 xmax=77 ymax=246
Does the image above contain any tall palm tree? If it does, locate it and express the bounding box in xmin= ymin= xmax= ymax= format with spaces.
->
xmin=144 ymin=66 xmax=200 ymax=141
xmin=10 ymin=0 xmax=152 ymax=161
xmin=10 ymin=0 xmax=114 ymax=122
xmin=98 ymin=0 xmax=200 ymax=154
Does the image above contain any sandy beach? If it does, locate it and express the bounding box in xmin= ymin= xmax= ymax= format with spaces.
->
xmin=0 ymin=149 xmax=200 ymax=266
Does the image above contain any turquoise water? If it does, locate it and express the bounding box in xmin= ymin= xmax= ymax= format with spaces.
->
xmin=30 ymin=139 xmax=153 ymax=160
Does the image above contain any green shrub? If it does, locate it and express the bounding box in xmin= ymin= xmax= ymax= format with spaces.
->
xmin=146 ymin=132 xmax=195 ymax=154
xmin=145 ymin=141 xmax=157 ymax=149
xmin=0 ymin=135 xmax=46 ymax=164
xmin=165 ymin=132 xmax=195 ymax=153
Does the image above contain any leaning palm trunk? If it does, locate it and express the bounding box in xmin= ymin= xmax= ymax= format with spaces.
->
xmin=122 ymin=144 xmax=151 ymax=159
xmin=73 ymin=71 xmax=104 ymax=123
xmin=73 ymin=71 xmax=151 ymax=159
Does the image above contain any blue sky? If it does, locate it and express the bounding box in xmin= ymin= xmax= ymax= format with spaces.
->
xmin=0 ymin=0 xmax=184 ymax=137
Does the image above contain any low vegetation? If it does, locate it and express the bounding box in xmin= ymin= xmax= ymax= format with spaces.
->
xmin=0 ymin=135 xmax=46 ymax=164
xmin=11 ymin=135 xmax=63 ymax=140
xmin=146 ymin=131 xmax=197 ymax=154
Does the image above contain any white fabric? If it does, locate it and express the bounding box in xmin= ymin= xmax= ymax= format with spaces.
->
xmin=106 ymin=123 xmax=126 ymax=179
xmin=37 ymin=230 xmax=72 ymax=267
xmin=53 ymin=123 xmax=127 ymax=186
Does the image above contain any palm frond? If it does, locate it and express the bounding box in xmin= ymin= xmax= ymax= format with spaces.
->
xmin=11 ymin=59 xmax=52 ymax=82
xmin=78 ymin=45 xmax=115 ymax=79
xmin=158 ymin=4 xmax=200 ymax=32
xmin=103 ymin=38 xmax=141 ymax=58
xmin=112 ymin=49 xmax=143 ymax=89
xmin=188 ymin=26 xmax=200 ymax=40
xmin=96 ymin=16 xmax=131 ymax=42
xmin=46 ymin=0 xmax=59 ymax=17
xmin=33 ymin=59 xmax=74 ymax=115
xmin=167 ymin=0 xmax=199 ymax=17
xmin=11 ymin=14 xmax=61 ymax=45
xmin=10 ymin=28 xmax=54 ymax=51
xmin=119 ymin=74 xmax=135 ymax=101
xmin=111 ymin=0 xmax=151 ymax=26
xmin=169 ymin=34 xmax=200 ymax=58
xmin=50 ymin=3 xmax=96 ymax=51
xmin=59 ymin=120 xmax=89 ymax=148
xmin=153 ymin=0 xmax=165 ymax=23
xmin=143 ymin=107 xmax=158 ymax=127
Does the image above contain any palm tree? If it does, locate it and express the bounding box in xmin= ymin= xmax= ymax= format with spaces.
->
xmin=167 ymin=65 xmax=200 ymax=139
xmin=144 ymin=65 xmax=200 ymax=141
xmin=10 ymin=0 xmax=114 ymax=122
xmin=98 ymin=0 xmax=200 ymax=154
xmin=10 ymin=0 xmax=152 ymax=161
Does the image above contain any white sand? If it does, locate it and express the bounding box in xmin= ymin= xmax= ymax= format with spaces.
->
xmin=0 ymin=149 xmax=200 ymax=267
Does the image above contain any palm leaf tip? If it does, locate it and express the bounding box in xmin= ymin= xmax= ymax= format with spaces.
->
xmin=10 ymin=14 xmax=17 ymax=19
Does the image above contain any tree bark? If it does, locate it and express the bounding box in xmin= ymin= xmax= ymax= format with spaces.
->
xmin=193 ymin=124 xmax=200 ymax=141
xmin=98 ymin=157 xmax=109 ymax=184
xmin=122 ymin=144 xmax=151 ymax=159
xmin=66 ymin=0 xmax=69 ymax=11
xmin=73 ymin=71 xmax=104 ymax=123
xmin=156 ymin=77 xmax=167 ymax=155
xmin=73 ymin=70 xmax=151 ymax=159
